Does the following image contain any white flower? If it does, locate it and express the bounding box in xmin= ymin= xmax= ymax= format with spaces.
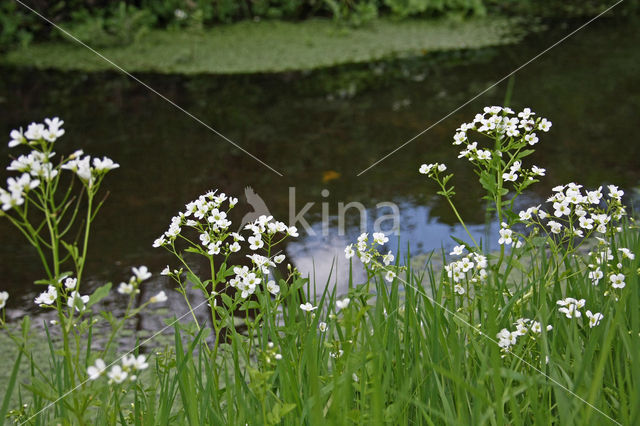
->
xmin=372 ymin=232 xmax=389 ymax=245
xmin=160 ymin=266 xmax=170 ymax=276
xmin=502 ymin=171 xmax=518 ymax=182
xmin=0 ymin=291 xmax=8 ymax=309
xmin=92 ymin=157 xmax=120 ymax=172
xmin=318 ymin=322 xmax=327 ymax=332
xmin=122 ymin=354 xmax=149 ymax=370
xmin=531 ymin=165 xmax=545 ymax=176
xmin=344 ymin=244 xmax=355 ymax=259
xmin=553 ymin=201 xmax=570 ymax=217
xmin=548 ymin=221 xmax=562 ymax=234
xmin=579 ymin=216 xmax=594 ymax=230
xmin=248 ymin=235 xmax=264 ymax=250
xmin=498 ymin=224 xmax=513 ymax=245
xmin=24 ymin=122 xmax=45 ymax=140
xmin=208 ymin=241 xmax=222 ymax=255
xmin=556 ymin=297 xmax=585 ymax=318
xmin=384 ymin=270 xmax=396 ymax=282
xmin=450 ymin=245 xmax=465 ymax=256
xmin=300 ymin=303 xmax=317 ymax=312
xmin=150 ymin=291 xmax=168 ymax=303
xmin=336 ymin=298 xmax=351 ymax=310
xmin=273 ymin=254 xmax=286 ymax=264
xmin=619 ymin=248 xmax=635 ymax=260
xmin=454 ymin=284 xmax=465 ymax=295
xmin=589 ymin=268 xmax=603 ymax=285
xmin=153 ymin=235 xmax=166 ymax=248
xmin=67 ymin=291 xmax=89 ymax=311
xmin=538 ymin=118 xmax=552 ymax=132
xmin=87 ymin=359 xmax=106 ymax=380
xmin=107 ymin=365 xmax=128 ymax=384
xmin=132 ymin=266 xmax=152 ymax=282
xmin=419 ymin=164 xmax=434 ymax=174
xmin=287 ymin=226 xmax=299 ymax=237
xmin=8 ymin=128 xmax=26 ymax=148
xmin=608 ymin=185 xmax=624 ymax=200
xmin=610 ymin=273 xmax=626 ymax=289
xmin=382 ymin=251 xmax=394 ymax=266
xmin=118 ymin=282 xmax=135 ymax=295
xmin=266 ymin=280 xmax=280 ymax=295
xmin=63 ymin=277 xmax=77 ymax=290
xmin=34 ymin=285 xmax=57 ymax=306
xmin=228 ymin=241 xmax=241 ymax=253
xmin=585 ymin=310 xmax=603 ymax=328
xmin=453 ymin=132 xmax=467 ymax=145
xmin=437 ymin=164 xmax=447 ymax=172
xmin=524 ymin=133 xmax=539 ymax=145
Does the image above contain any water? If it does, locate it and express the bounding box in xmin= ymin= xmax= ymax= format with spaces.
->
xmin=1 ymin=17 xmax=639 ymax=320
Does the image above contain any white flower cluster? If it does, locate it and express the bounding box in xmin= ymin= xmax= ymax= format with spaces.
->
xmin=243 ymin=214 xmax=298 ymax=249
xmin=451 ymin=106 xmax=550 ymax=183
xmin=556 ymin=297 xmax=603 ymax=327
xmin=513 ymin=183 xmax=626 ymax=242
xmin=0 ymin=173 xmax=40 ymax=211
xmin=444 ymin=246 xmax=488 ymax=294
xmin=153 ymin=190 xmax=239 ymax=248
xmin=154 ymin=190 xmax=297 ymax=257
xmin=587 ymin=240 xmax=634 ymax=292
xmin=155 ymin=190 xmax=297 ymax=300
xmin=33 ymin=275 xmax=91 ymax=312
xmin=61 ymin=152 xmax=119 ymax=186
xmin=117 ymin=265 xmax=153 ymax=295
xmin=8 ymin=117 xmax=65 ymax=147
xmin=418 ymin=162 xmax=447 ymax=177
xmin=497 ymin=317 xmax=553 ymax=352
xmin=87 ymin=354 xmax=149 ymax=384
xmin=4 ymin=119 xmax=118 ymax=206
xmin=345 ymin=232 xmax=398 ymax=282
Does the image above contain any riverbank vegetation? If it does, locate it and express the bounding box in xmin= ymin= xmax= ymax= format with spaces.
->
xmin=2 ymin=0 xmax=636 ymax=74
xmin=1 ymin=107 xmax=638 ymax=424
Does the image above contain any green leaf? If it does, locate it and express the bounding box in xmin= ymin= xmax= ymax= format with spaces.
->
xmin=449 ymin=236 xmax=470 ymax=249
xmin=87 ymin=282 xmax=112 ymax=308
xmin=221 ymin=293 xmax=233 ymax=308
xmin=21 ymin=315 xmax=31 ymax=343
xmin=0 ymin=347 xmax=23 ymax=424
xmin=184 ymin=246 xmax=204 ymax=255
xmin=186 ymin=271 xmax=204 ymax=289
xmin=479 ymin=172 xmax=496 ymax=194
xmin=515 ymin=149 xmax=535 ymax=160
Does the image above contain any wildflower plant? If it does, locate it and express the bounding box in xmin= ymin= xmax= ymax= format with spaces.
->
xmin=0 ymin=120 xmax=162 ymax=423
xmin=416 ymin=106 xmax=639 ymax=421
xmin=153 ymin=190 xmax=304 ymax=389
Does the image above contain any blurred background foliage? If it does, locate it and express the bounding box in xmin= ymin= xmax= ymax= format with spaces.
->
xmin=2 ymin=0 xmax=638 ymax=52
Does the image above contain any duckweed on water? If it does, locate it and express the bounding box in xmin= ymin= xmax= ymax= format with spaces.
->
xmin=2 ymin=17 xmax=522 ymax=74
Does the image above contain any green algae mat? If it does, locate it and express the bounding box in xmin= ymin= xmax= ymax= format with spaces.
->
xmin=2 ymin=17 xmax=521 ymax=74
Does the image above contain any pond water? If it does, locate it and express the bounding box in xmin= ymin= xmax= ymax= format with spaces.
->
xmin=1 ymin=16 xmax=639 ymax=322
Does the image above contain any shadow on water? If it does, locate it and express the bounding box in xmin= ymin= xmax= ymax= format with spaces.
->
xmin=1 ymin=17 xmax=639 ymax=329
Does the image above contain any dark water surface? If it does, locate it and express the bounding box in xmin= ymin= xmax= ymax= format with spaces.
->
xmin=1 ymin=17 xmax=639 ymax=319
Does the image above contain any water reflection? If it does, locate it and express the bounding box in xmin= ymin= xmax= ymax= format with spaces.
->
xmin=1 ymin=17 xmax=639 ymax=320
